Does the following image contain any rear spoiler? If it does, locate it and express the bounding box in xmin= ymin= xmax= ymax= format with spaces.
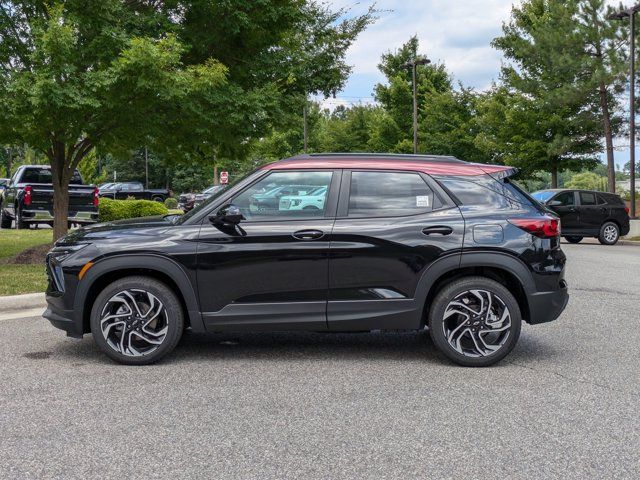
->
xmin=477 ymin=165 xmax=519 ymax=181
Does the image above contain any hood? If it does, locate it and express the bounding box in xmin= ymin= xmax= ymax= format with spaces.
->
xmin=58 ymin=215 xmax=174 ymax=245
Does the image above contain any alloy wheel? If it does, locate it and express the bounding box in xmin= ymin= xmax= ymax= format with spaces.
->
xmin=442 ymin=289 xmax=512 ymax=358
xmin=100 ymin=289 xmax=169 ymax=357
xmin=603 ymin=225 xmax=618 ymax=243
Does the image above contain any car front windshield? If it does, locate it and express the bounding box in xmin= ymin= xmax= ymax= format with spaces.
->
xmin=531 ymin=191 xmax=555 ymax=202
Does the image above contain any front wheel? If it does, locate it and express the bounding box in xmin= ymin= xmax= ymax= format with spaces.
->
xmin=598 ymin=222 xmax=620 ymax=245
xmin=90 ymin=276 xmax=184 ymax=365
xmin=428 ymin=277 xmax=522 ymax=367
xmin=0 ymin=206 xmax=11 ymax=229
xmin=565 ymin=236 xmax=583 ymax=244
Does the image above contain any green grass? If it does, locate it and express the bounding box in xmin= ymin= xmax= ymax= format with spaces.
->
xmin=0 ymin=264 xmax=48 ymax=296
xmin=0 ymin=229 xmax=52 ymax=296
xmin=0 ymin=229 xmax=52 ymax=259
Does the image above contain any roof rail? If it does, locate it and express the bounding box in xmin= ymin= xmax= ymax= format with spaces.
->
xmin=287 ymin=153 xmax=465 ymax=163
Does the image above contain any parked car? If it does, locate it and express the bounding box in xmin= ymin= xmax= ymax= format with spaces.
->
xmin=178 ymin=185 xmax=224 ymax=212
xmin=98 ymin=181 xmax=172 ymax=202
xmin=44 ymin=153 xmax=568 ymax=367
xmin=249 ymin=184 xmax=317 ymax=213
xmin=279 ymin=186 xmax=328 ymax=211
xmin=0 ymin=165 xmax=98 ymax=229
xmin=0 ymin=178 xmax=9 ymax=192
xmin=531 ymin=189 xmax=630 ymax=245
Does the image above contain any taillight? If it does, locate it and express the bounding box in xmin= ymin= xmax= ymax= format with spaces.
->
xmin=23 ymin=185 xmax=32 ymax=206
xmin=93 ymin=186 xmax=99 ymax=207
xmin=508 ymin=217 xmax=560 ymax=238
xmin=625 ymin=206 xmax=630 ymax=215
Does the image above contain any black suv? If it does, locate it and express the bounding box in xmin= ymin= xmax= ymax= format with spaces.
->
xmin=531 ymin=189 xmax=630 ymax=245
xmin=44 ymin=154 xmax=568 ymax=367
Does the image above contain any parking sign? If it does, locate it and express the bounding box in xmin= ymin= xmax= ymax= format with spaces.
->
xmin=220 ymin=171 xmax=229 ymax=184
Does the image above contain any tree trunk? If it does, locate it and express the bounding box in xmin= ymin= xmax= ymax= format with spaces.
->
xmin=551 ymin=165 xmax=558 ymax=188
xmin=213 ymin=163 xmax=219 ymax=186
xmin=598 ymin=81 xmax=616 ymax=192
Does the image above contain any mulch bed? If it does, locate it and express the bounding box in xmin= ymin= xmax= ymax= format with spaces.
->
xmin=1 ymin=243 xmax=53 ymax=265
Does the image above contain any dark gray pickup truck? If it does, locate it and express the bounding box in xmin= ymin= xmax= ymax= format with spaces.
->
xmin=0 ymin=165 xmax=99 ymax=229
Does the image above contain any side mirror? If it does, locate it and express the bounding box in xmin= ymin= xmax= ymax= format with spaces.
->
xmin=547 ymin=200 xmax=562 ymax=207
xmin=210 ymin=204 xmax=245 ymax=227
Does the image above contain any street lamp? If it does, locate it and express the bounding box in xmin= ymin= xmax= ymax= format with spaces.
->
xmin=608 ymin=3 xmax=640 ymax=218
xmin=401 ymin=56 xmax=431 ymax=154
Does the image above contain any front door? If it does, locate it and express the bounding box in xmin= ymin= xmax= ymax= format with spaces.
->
xmin=196 ymin=169 xmax=339 ymax=332
xmin=548 ymin=191 xmax=580 ymax=232
xmin=327 ymin=170 xmax=465 ymax=331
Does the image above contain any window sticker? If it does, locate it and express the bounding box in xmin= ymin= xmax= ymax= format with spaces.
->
xmin=416 ymin=195 xmax=430 ymax=208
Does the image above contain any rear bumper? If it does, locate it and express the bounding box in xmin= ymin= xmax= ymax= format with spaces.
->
xmin=526 ymin=280 xmax=569 ymax=325
xmin=22 ymin=209 xmax=98 ymax=224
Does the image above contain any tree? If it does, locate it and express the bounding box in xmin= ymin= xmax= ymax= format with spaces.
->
xmin=0 ymin=1 xmax=374 ymax=240
xmin=493 ymin=0 xmax=605 ymax=187
xmin=565 ymin=171 xmax=607 ymax=190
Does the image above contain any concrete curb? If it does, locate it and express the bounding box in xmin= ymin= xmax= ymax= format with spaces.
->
xmin=0 ymin=292 xmax=46 ymax=312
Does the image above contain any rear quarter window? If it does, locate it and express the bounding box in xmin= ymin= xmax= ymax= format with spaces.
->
xmin=436 ymin=174 xmax=536 ymax=209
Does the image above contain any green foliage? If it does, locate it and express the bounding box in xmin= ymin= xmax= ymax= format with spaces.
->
xmin=164 ymin=197 xmax=178 ymax=209
xmin=98 ymin=197 xmax=167 ymax=222
xmin=565 ymin=171 xmax=607 ymax=190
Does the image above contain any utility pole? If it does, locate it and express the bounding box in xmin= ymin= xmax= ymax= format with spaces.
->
xmin=144 ymin=146 xmax=149 ymax=189
xmin=609 ymin=3 xmax=640 ymax=218
xmin=303 ymin=103 xmax=308 ymax=153
xmin=401 ymin=56 xmax=431 ymax=154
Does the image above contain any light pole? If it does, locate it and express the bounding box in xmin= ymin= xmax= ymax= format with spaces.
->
xmin=609 ymin=4 xmax=640 ymax=218
xmin=401 ymin=56 xmax=431 ymax=154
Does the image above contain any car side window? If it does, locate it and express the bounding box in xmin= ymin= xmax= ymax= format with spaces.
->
xmin=554 ymin=191 xmax=575 ymax=206
xmin=579 ymin=192 xmax=597 ymax=206
xmin=348 ymin=171 xmax=434 ymax=217
xmin=231 ymin=170 xmax=333 ymax=221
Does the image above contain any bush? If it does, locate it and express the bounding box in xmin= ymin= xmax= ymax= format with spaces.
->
xmin=99 ymin=197 xmax=168 ymax=222
xmin=164 ymin=197 xmax=178 ymax=209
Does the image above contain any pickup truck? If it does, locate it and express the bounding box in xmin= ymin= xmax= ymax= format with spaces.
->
xmin=0 ymin=165 xmax=99 ymax=229
xmin=98 ymin=181 xmax=172 ymax=202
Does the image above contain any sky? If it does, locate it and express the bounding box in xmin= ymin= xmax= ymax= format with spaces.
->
xmin=325 ymin=0 xmax=633 ymax=168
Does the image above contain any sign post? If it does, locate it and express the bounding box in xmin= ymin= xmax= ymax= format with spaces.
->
xmin=220 ymin=171 xmax=229 ymax=185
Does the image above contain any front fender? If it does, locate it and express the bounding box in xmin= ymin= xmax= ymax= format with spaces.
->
xmin=74 ymin=254 xmax=204 ymax=333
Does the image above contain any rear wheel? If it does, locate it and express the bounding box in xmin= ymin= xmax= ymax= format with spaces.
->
xmin=565 ymin=236 xmax=583 ymax=244
xmin=90 ymin=276 xmax=184 ymax=365
xmin=14 ymin=205 xmax=27 ymax=229
xmin=598 ymin=222 xmax=619 ymax=245
xmin=152 ymin=196 xmax=163 ymax=203
xmin=428 ymin=277 xmax=522 ymax=367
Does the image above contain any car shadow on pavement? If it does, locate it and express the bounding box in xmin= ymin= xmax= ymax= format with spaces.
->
xmin=46 ymin=328 xmax=560 ymax=367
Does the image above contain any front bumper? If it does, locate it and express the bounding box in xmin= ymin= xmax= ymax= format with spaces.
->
xmin=526 ymin=279 xmax=569 ymax=324
xmin=43 ymin=294 xmax=84 ymax=338
xmin=23 ymin=209 xmax=99 ymax=224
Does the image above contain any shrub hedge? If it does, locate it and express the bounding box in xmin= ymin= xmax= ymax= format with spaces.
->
xmin=99 ymin=197 xmax=168 ymax=222
xmin=164 ymin=197 xmax=178 ymax=209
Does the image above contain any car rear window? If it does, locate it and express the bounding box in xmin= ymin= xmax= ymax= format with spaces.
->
xmin=20 ymin=168 xmax=83 ymax=185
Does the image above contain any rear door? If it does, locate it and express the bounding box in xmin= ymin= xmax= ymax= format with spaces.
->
xmin=577 ymin=191 xmax=606 ymax=234
xmin=327 ymin=170 xmax=465 ymax=331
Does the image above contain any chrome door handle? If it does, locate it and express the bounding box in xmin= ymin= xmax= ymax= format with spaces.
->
xmin=292 ymin=229 xmax=324 ymax=241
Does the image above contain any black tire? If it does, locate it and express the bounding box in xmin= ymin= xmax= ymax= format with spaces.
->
xmin=0 ymin=206 xmax=11 ymax=229
xmin=14 ymin=205 xmax=27 ymax=229
xmin=428 ymin=276 xmax=522 ymax=367
xmin=152 ymin=196 xmax=163 ymax=203
xmin=598 ymin=221 xmax=620 ymax=245
xmin=565 ymin=236 xmax=583 ymax=244
xmin=302 ymin=205 xmax=320 ymax=210
xmin=90 ymin=276 xmax=184 ymax=365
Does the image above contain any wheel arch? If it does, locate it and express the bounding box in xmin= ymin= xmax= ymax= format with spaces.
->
xmin=415 ymin=252 xmax=533 ymax=326
xmin=75 ymin=255 xmax=203 ymax=334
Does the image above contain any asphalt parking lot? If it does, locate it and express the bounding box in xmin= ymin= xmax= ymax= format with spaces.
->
xmin=1 ymin=242 xmax=639 ymax=479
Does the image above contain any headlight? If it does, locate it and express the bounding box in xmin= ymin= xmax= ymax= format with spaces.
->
xmin=49 ymin=243 xmax=90 ymax=262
